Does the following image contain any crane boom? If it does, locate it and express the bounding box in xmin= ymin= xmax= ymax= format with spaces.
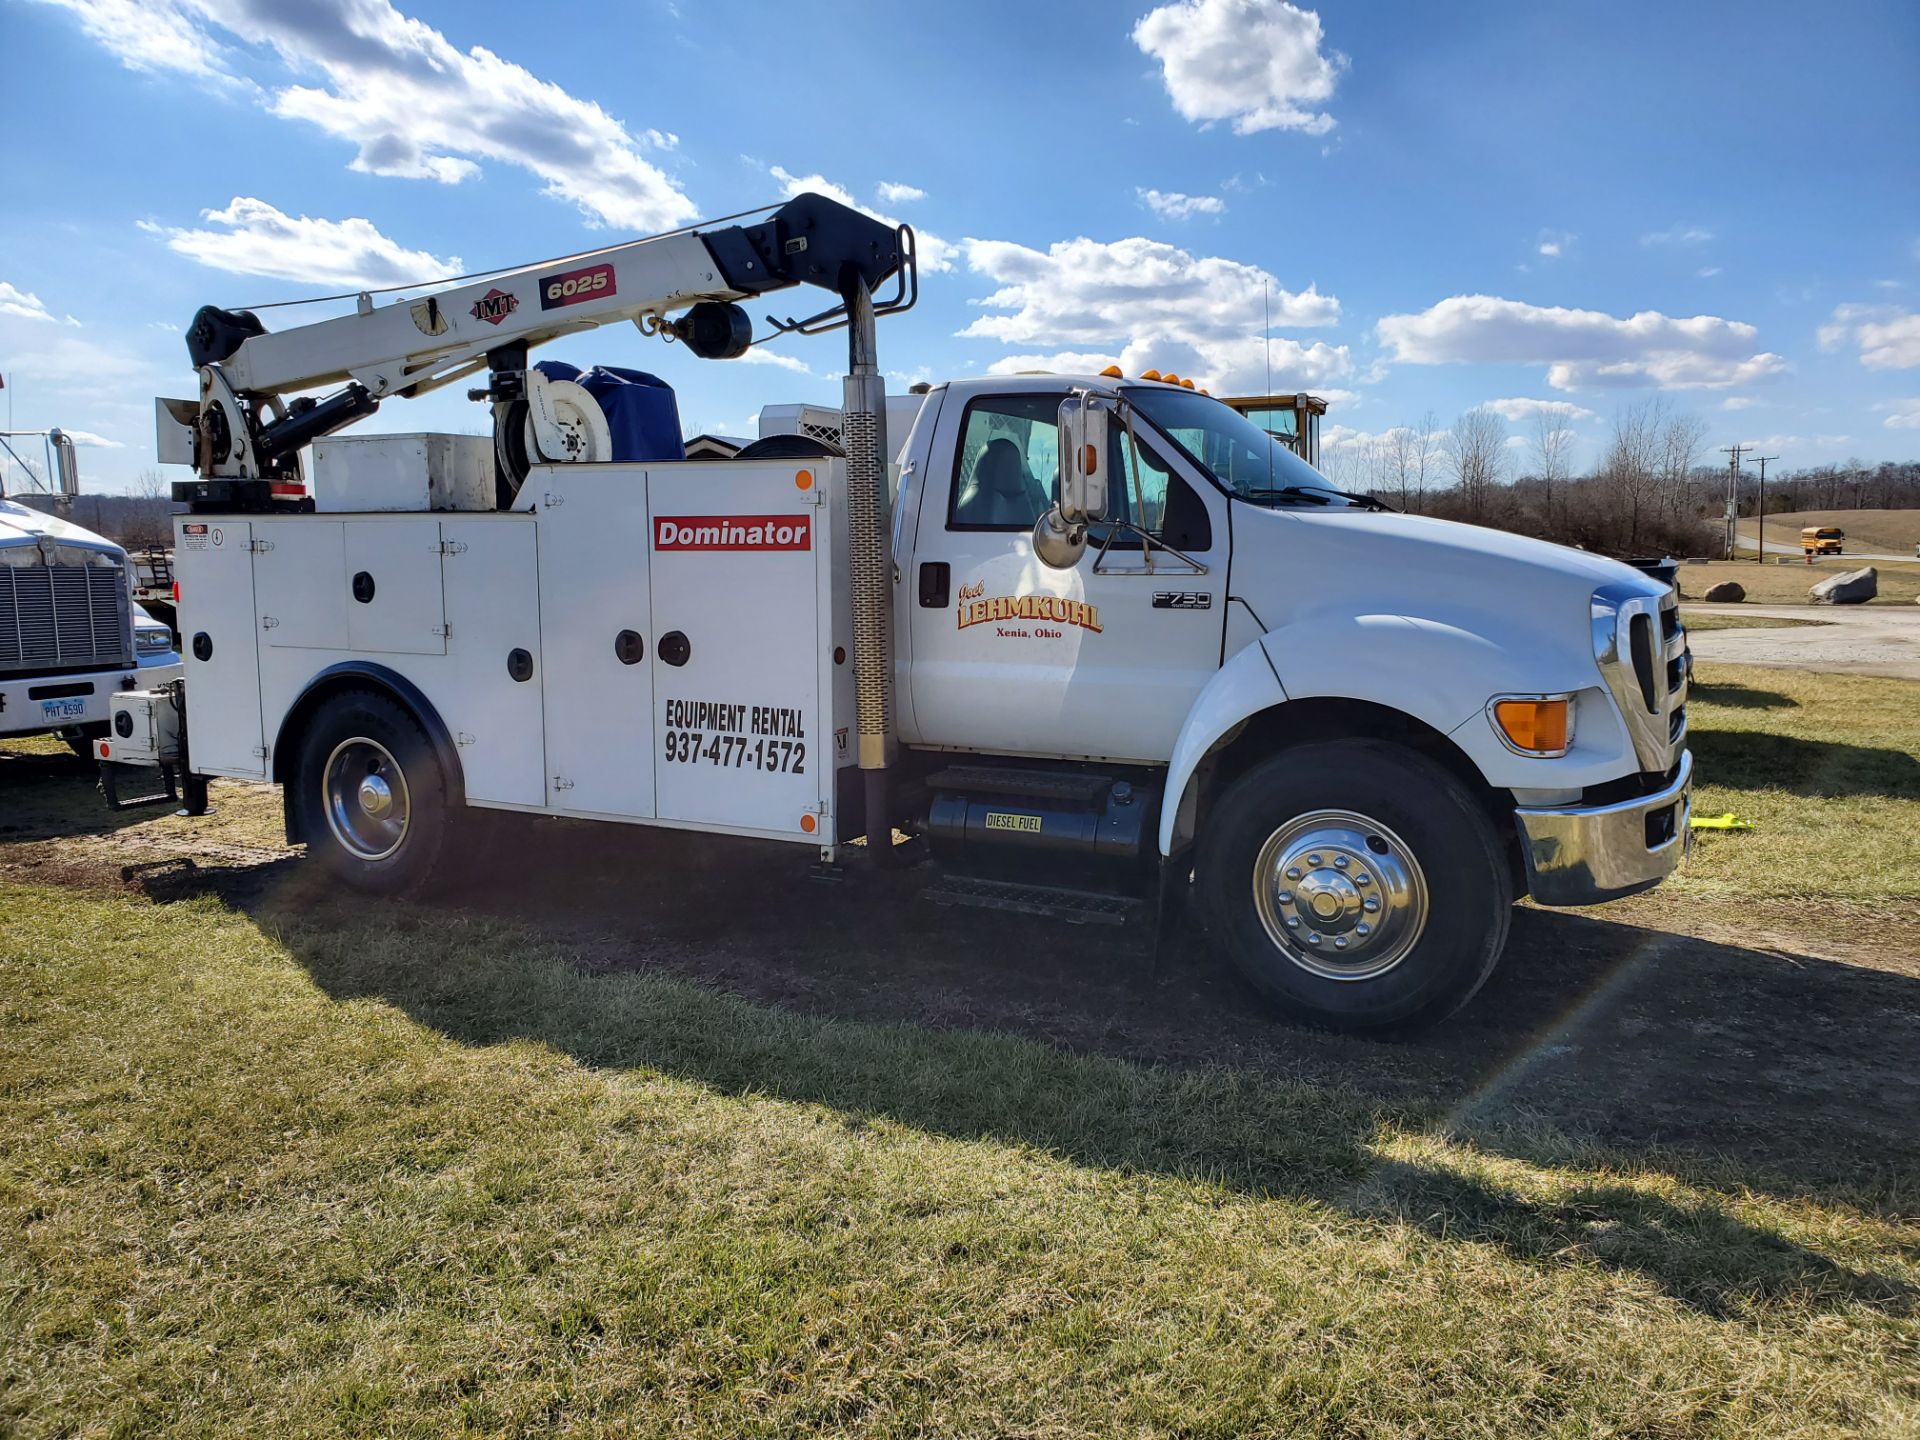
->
xmin=162 ymin=192 xmax=912 ymax=495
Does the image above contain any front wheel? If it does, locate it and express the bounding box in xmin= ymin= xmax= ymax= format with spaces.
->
xmin=1198 ymin=739 xmax=1512 ymax=1033
xmin=291 ymin=690 xmax=450 ymax=895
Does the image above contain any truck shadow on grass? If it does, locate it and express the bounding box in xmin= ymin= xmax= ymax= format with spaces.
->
xmin=0 ymin=744 xmax=165 ymax=843
xmin=150 ymin=820 xmax=1920 ymax=1324
xmin=1687 ymin=727 xmax=1920 ymax=798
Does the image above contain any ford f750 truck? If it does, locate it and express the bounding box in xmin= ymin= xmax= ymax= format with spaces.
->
xmin=104 ymin=193 xmax=1691 ymax=1031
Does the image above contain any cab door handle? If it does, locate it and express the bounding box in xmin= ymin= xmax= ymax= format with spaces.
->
xmin=918 ymin=562 xmax=950 ymax=608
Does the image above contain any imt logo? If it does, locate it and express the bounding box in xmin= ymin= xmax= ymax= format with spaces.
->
xmin=469 ymin=288 xmax=519 ymax=326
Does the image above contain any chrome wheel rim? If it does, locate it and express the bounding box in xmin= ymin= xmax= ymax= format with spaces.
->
xmin=1251 ymin=809 xmax=1428 ymax=981
xmin=322 ymin=737 xmax=410 ymax=862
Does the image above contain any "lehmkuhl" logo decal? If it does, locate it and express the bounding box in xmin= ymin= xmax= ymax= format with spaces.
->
xmin=654 ymin=515 xmax=812 ymax=552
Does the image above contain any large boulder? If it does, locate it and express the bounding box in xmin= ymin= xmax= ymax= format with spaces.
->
xmin=1702 ymin=581 xmax=1746 ymax=602
xmin=1810 ymin=566 xmax=1877 ymax=604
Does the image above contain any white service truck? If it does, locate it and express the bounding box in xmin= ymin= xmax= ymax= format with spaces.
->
xmin=1 ymin=430 xmax=181 ymax=753
xmin=105 ymin=193 xmax=1692 ymax=1032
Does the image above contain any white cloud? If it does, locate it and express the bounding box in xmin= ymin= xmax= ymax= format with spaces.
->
xmin=143 ymin=197 xmax=463 ymax=288
xmin=1878 ymin=399 xmax=1920 ymax=430
xmin=1132 ymin=0 xmax=1346 ymax=136
xmin=1139 ymin=188 xmax=1226 ymax=220
xmin=1697 ymin=266 xmax=1722 ymax=278
xmin=768 ymin=165 xmax=951 ymax=272
xmin=1721 ymin=396 xmax=1757 ymax=410
xmin=0 ymin=282 xmax=59 ymax=323
xmin=1738 ymin=433 xmax=1851 ymax=452
xmin=1536 ymin=229 xmax=1575 ymax=259
xmin=1642 ymin=225 xmax=1714 ymax=247
xmin=40 ymin=0 xmax=696 ymax=230
xmin=875 ymin=181 xmax=925 ymax=205
xmin=1374 ymin=294 xmax=1785 ymax=391
xmin=1504 ymin=434 xmax=1528 ymax=449
xmin=62 ymin=430 xmax=125 ymax=448
xmin=1473 ymin=396 xmax=1596 ymax=423
xmin=960 ymin=234 xmax=1345 ymax=392
xmin=30 ymin=0 xmax=234 ymax=80
xmin=1818 ymin=304 xmax=1920 ymax=370
xmin=734 ymin=347 xmax=813 ymax=376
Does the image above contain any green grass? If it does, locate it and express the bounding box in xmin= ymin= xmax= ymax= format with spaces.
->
xmin=1637 ymin=663 xmax=1920 ymax=919
xmin=3 ymin=669 xmax=1919 ymax=1436
xmin=1 ymin=891 xmax=1916 ymax=1430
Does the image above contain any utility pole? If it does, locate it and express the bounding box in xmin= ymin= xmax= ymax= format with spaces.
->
xmin=1718 ymin=443 xmax=1750 ymax=559
xmin=1744 ymin=454 xmax=1777 ymax=563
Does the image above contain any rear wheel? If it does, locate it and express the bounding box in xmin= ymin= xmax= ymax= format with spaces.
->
xmin=1199 ymin=739 xmax=1511 ymax=1033
xmin=292 ymin=691 xmax=449 ymax=895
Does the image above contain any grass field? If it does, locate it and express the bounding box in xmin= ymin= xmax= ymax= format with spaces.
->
xmin=1677 ymin=556 xmax=1920 ymax=606
xmin=2 ymin=664 xmax=1917 ymax=1437
xmin=1680 ymin=612 xmax=1828 ymax=632
xmin=1736 ymin=509 xmax=1920 ymax=558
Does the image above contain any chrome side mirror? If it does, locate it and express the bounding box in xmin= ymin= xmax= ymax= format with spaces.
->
xmin=1034 ymin=393 xmax=1112 ymax=570
xmin=48 ymin=429 xmax=80 ymax=498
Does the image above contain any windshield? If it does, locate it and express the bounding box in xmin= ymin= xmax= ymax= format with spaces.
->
xmin=1124 ymin=387 xmax=1364 ymax=507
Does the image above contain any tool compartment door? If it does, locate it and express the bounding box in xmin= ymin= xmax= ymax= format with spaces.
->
xmin=535 ymin=467 xmax=656 ymax=818
xmin=647 ymin=464 xmax=830 ymax=840
xmin=344 ymin=519 xmax=447 ymax=655
xmin=174 ymin=518 xmax=265 ymax=778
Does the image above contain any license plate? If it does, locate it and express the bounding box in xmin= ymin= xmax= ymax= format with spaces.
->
xmin=39 ymin=698 xmax=88 ymax=722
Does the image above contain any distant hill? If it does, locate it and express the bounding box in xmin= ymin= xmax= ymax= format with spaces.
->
xmin=1736 ymin=508 xmax=1920 ymax=557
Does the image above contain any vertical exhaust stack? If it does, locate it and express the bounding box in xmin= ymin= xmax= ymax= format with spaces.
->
xmin=839 ymin=277 xmax=896 ymax=859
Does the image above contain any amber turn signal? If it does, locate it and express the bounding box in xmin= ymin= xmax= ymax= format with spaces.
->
xmin=1493 ymin=698 xmax=1571 ymax=755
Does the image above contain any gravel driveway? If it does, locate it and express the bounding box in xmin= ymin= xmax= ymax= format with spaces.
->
xmin=1683 ymin=603 xmax=1920 ymax=680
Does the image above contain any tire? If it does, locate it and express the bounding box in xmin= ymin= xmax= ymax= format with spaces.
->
xmin=59 ymin=723 xmax=109 ymax=759
xmin=1198 ymin=739 xmax=1512 ymax=1034
xmin=290 ymin=690 xmax=450 ymax=896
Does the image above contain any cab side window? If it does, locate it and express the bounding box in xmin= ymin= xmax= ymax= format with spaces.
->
xmin=950 ymin=395 xmax=1060 ymax=530
xmin=1099 ymin=419 xmax=1212 ymax=552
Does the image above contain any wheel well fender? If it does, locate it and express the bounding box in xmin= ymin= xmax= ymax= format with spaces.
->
xmin=1158 ymin=641 xmax=1287 ymax=856
xmin=272 ymin=662 xmax=466 ymax=836
xmin=1160 ymin=662 xmax=1510 ymax=859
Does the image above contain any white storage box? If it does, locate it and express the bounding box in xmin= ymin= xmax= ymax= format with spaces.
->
xmin=311 ymin=433 xmax=495 ymax=513
xmin=100 ymin=686 xmax=182 ymax=765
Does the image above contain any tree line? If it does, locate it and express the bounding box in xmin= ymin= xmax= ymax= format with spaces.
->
xmin=1320 ymin=400 xmax=1920 ymax=558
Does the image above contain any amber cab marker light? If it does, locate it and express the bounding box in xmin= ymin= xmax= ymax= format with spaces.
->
xmin=1493 ymin=698 xmax=1571 ymax=755
xmin=1099 ymin=364 xmax=1123 ymax=378
xmin=1140 ymin=369 xmax=1162 ymax=381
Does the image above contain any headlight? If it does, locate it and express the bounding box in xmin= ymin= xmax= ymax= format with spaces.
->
xmin=136 ymin=627 xmax=173 ymax=653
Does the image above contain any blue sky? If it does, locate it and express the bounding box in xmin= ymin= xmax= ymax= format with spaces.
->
xmin=2 ymin=0 xmax=1917 ymax=493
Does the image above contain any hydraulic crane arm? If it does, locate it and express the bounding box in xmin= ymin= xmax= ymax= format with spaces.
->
xmin=162 ymin=192 xmax=912 ymax=491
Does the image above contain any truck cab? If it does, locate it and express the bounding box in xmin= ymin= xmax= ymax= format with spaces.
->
xmin=881 ymin=374 xmax=1691 ymax=1026
xmin=1 ymin=441 xmax=182 ymax=751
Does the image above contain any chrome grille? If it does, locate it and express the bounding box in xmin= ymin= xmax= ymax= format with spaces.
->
xmin=0 ymin=559 xmax=133 ymax=675
xmin=1593 ymin=581 xmax=1686 ymax=774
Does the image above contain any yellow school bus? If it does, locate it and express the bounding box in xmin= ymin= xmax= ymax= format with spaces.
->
xmin=1801 ymin=526 xmax=1844 ymax=555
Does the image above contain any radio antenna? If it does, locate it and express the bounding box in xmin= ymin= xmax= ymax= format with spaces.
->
xmin=1264 ymin=279 xmax=1274 ymax=489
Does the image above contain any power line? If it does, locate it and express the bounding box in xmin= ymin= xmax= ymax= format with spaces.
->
xmin=1743 ymin=453 xmax=1778 ymax=563
xmin=1718 ymin=443 xmax=1751 ymax=559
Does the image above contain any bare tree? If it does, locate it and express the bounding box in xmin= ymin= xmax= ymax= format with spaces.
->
xmin=1658 ymin=410 xmax=1707 ymax=523
xmin=1446 ymin=409 xmax=1508 ymax=521
xmin=1530 ymin=403 xmax=1578 ymax=532
xmin=1600 ymin=401 xmax=1664 ymax=552
xmin=1411 ymin=410 xmax=1441 ymax=513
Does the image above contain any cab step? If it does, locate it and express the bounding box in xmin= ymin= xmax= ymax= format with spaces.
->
xmin=923 ymin=874 xmax=1144 ymax=926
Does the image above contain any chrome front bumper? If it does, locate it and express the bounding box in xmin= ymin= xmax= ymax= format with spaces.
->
xmin=1514 ymin=750 xmax=1692 ymax=906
